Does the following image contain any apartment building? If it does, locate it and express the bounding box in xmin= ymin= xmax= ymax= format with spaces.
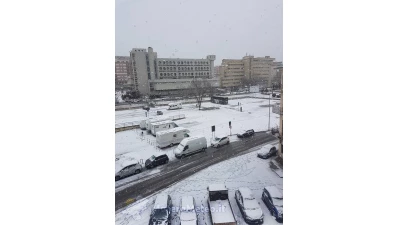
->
xmin=220 ymin=55 xmax=282 ymax=88
xmin=213 ymin=65 xmax=222 ymax=79
xmin=127 ymin=47 xmax=218 ymax=95
xmin=115 ymin=56 xmax=134 ymax=88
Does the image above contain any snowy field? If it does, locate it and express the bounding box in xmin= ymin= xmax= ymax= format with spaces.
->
xmin=115 ymin=148 xmax=283 ymax=225
xmin=115 ymin=98 xmax=280 ymax=164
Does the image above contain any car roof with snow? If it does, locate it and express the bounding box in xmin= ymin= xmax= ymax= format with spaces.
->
xmin=154 ymin=195 xmax=169 ymax=209
xmin=156 ymin=127 xmax=188 ymax=135
xmin=239 ymin=187 xmax=255 ymax=199
xmin=181 ymin=196 xmax=195 ymax=209
xmin=180 ymin=136 xmax=205 ymax=144
xmin=208 ymin=184 xmax=227 ymax=191
xmin=115 ymin=158 xmax=139 ymax=173
xmin=265 ymin=186 xmax=283 ymax=198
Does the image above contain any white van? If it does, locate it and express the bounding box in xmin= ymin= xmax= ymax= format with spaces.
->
xmin=156 ymin=127 xmax=190 ymax=148
xmin=168 ymin=102 xmax=182 ymax=110
xmin=174 ymin=136 xmax=207 ymax=159
xmin=151 ymin=120 xmax=176 ymax=136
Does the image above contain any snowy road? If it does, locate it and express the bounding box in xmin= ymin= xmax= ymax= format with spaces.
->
xmin=115 ymin=132 xmax=278 ymax=211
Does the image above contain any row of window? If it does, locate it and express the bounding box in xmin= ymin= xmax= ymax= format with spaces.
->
xmin=158 ymin=61 xmax=209 ymax=65
xmin=158 ymin=66 xmax=210 ymax=71
xmin=160 ymin=72 xmax=209 ymax=77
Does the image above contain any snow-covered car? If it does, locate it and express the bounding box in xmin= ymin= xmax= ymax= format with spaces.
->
xmin=115 ymin=159 xmax=142 ymax=181
xmin=179 ymin=196 xmax=197 ymax=225
xmin=257 ymin=144 xmax=278 ymax=159
xmin=157 ymin=110 xmax=163 ymax=115
xmin=262 ymin=186 xmax=283 ymax=223
xmin=149 ymin=194 xmax=172 ymax=225
xmin=235 ymin=187 xmax=264 ymax=224
xmin=237 ymin=129 xmax=255 ymax=138
xmin=211 ymin=136 xmax=230 ymax=148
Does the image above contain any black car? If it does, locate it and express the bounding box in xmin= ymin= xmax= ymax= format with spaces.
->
xmin=262 ymin=186 xmax=283 ymax=223
xmin=157 ymin=110 xmax=163 ymax=115
xmin=237 ymin=129 xmax=255 ymax=138
xmin=145 ymin=154 xmax=169 ymax=169
xmin=235 ymin=187 xmax=264 ymax=224
xmin=149 ymin=194 xmax=172 ymax=225
xmin=257 ymin=145 xmax=278 ymax=159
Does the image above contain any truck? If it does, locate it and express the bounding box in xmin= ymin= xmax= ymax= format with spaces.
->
xmin=156 ymin=127 xmax=190 ymax=148
xmin=150 ymin=120 xmax=177 ymax=136
xmin=207 ymin=184 xmax=237 ymax=225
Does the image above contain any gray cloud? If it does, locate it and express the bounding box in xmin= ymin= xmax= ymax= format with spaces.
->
xmin=116 ymin=0 xmax=282 ymax=65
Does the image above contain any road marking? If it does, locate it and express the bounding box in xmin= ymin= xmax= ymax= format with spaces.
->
xmin=125 ymin=198 xmax=135 ymax=205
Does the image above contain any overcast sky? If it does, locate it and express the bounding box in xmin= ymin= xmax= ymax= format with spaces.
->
xmin=116 ymin=0 xmax=282 ymax=65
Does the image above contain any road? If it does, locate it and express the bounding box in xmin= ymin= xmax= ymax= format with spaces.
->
xmin=115 ymin=132 xmax=278 ymax=211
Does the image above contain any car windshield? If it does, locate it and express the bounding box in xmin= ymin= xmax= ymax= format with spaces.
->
xmin=115 ymin=0 xmax=282 ymax=222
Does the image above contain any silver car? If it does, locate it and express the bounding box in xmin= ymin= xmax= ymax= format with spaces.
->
xmin=211 ymin=136 xmax=230 ymax=148
xmin=115 ymin=160 xmax=143 ymax=181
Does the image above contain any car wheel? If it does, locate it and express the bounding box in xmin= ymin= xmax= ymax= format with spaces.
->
xmin=181 ymin=154 xmax=186 ymax=158
xmin=165 ymin=160 xmax=169 ymax=164
xmin=203 ymin=147 xmax=206 ymax=152
xmin=115 ymin=176 xmax=121 ymax=181
xmin=134 ymin=169 xmax=141 ymax=174
xmin=217 ymin=144 xmax=220 ymax=148
xmin=170 ymin=143 xmax=173 ymax=147
xmin=270 ymin=208 xmax=274 ymax=216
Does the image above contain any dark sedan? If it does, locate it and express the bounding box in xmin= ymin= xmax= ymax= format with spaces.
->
xmin=145 ymin=154 xmax=169 ymax=169
xmin=262 ymin=186 xmax=283 ymax=223
xmin=257 ymin=144 xmax=278 ymax=159
xmin=237 ymin=129 xmax=255 ymax=138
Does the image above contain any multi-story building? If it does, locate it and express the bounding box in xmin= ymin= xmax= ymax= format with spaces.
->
xmin=128 ymin=47 xmax=219 ymax=95
xmin=220 ymin=55 xmax=282 ymax=88
xmin=213 ymin=65 xmax=222 ymax=79
xmin=115 ymin=56 xmax=134 ymax=88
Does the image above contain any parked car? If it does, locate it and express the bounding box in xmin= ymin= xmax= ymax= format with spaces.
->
xmin=237 ymin=129 xmax=255 ymax=138
xmin=235 ymin=187 xmax=264 ymax=224
xmin=115 ymin=159 xmax=142 ymax=181
xmin=157 ymin=110 xmax=163 ymax=115
xmin=276 ymin=94 xmax=281 ymax=98
xmin=257 ymin=144 xmax=278 ymax=159
xmin=272 ymin=93 xmax=276 ymax=97
xmin=211 ymin=136 xmax=230 ymax=148
xmin=262 ymin=186 xmax=283 ymax=223
xmin=145 ymin=154 xmax=169 ymax=169
xmin=149 ymin=194 xmax=172 ymax=225
xmin=143 ymin=105 xmax=150 ymax=110
xmin=179 ymin=196 xmax=197 ymax=225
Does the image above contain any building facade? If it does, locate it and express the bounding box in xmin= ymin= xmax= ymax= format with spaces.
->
xmin=115 ymin=56 xmax=134 ymax=88
xmin=220 ymin=55 xmax=282 ymax=88
xmin=126 ymin=47 xmax=218 ymax=95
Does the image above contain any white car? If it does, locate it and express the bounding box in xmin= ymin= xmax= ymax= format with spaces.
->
xmin=179 ymin=196 xmax=197 ymax=225
xmin=210 ymin=136 xmax=230 ymax=148
xmin=235 ymin=187 xmax=264 ymax=224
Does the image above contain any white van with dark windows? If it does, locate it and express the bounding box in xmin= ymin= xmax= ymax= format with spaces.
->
xmin=156 ymin=127 xmax=190 ymax=148
xmin=168 ymin=102 xmax=182 ymax=110
xmin=174 ymin=136 xmax=207 ymax=159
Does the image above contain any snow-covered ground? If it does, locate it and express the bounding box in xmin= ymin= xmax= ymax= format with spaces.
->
xmin=115 ymin=98 xmax=280 ymax=164
xmin=115 ymin=148 xmax=283 ymax=225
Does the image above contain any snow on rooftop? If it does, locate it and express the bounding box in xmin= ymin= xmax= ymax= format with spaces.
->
xmin=238 ymin=187 xmax=255 ymax=199
xmin=115 ymin=157 xmax=138 ymax=174
xmin=208 ymin=184 xmax=227 ymax=191
xmin=265 ymin=186 xmax=283 ymax=198
xmin=154 ymin=195 xmax=169 ymax=209
xmin=156 ymin=127 xmax=188 ymax=135
xmin=150 ymin=120 xmax=173 ymax=125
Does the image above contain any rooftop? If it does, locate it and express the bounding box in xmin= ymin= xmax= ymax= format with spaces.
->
xmin=156 ymin=127 xmax=188 ymax=135
xmin=151 ymin=120 xmax=173 ymax=125
xmin=154 ymin=195 xmax=169 ymax=209
xmin=265 ymin=186 xmax=283 ymax=198
xmin=208 ymin=184 xmax=227 ymax=192
xmin=238 ymin=187 xmax=255 ymax=199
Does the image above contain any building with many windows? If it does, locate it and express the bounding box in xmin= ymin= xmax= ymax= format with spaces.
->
xmin=125 ymin=47 xmax=218 ymax=95
xmin=115 ymin=56 xmax=134 ymax=88
xmin=219 ymin=55 xmax=282 ymax=88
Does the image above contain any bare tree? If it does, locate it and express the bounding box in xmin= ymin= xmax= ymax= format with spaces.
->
xmin=190 ymin=78 xmax=212 ymax=110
